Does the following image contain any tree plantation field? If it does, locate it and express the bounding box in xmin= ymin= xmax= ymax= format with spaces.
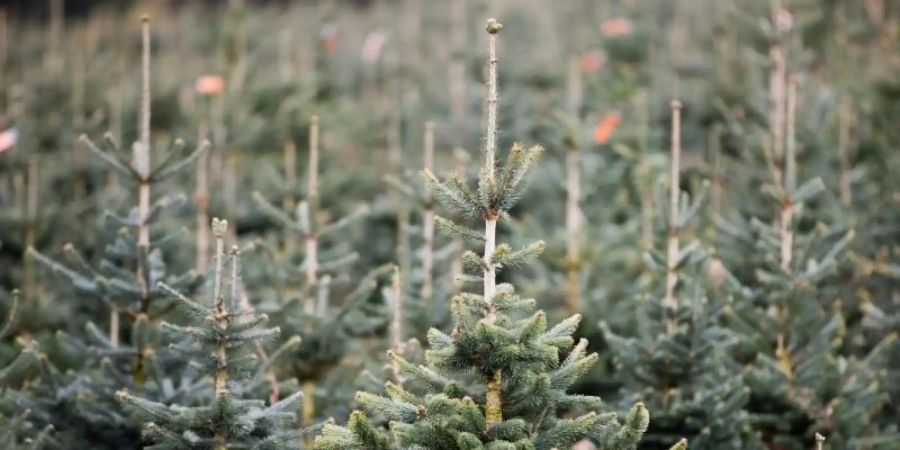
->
xmin=0 ymin=1 xmax=898 ymax=449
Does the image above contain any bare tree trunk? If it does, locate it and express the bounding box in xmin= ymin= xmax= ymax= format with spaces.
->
xmin=664 ymin=101 xmax=682 ymax=334
xmin=420 ymin=121 xmax=435 ymax=310
xmin=483 ymin=19 xmax=503 ymax=427
xmin=564 ymin=57 xmax=583 ymax=312
xmin=838 ymin=98 xmax=854 ymax=207
xmin=24 ymin=158 xmax=38 ymax=302
xmin=780 ymin=77 xmax=797 ymax=272
xmin=128 ymin=15 xmax=154 ymax=385
xmin=196 ymin=125 xmax=210 ymax=273
xmin=282 ymin=139 xmax=297 ymax=255
xmin=210 ymin=219 xmax=229 ymax=450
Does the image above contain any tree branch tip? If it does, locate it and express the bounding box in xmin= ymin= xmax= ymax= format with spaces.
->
xmin=485 ymin=18 xmax=503 ymax=34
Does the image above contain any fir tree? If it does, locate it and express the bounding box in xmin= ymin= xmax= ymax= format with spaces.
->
xmin=314 ymin=18 xmax=651 ymax=450
xmin=714 ymin=60 xmax=897 ymax=447
xmin=251 ymin=115 xmax=390 ymax=423
xmin=116 ymin=218 xmax=303 ymax=449
xmin=601 ymin=101 xmax=756 ymax=449
xmin=2 ymin=15 xmax=208 ymax=448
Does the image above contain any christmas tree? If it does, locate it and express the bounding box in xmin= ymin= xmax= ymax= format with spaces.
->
xmin=314 ymin=19 xmax=653 ymax=450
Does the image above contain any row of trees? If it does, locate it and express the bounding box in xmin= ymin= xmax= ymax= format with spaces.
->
xmin=1 ymin=0 xmax=897 ymax=449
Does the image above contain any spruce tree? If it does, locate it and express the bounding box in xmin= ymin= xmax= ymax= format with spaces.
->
xmin=251 ymin=115 xmax=391 ymax=423
xmin=2 ymin=15 xmax=208 ymax=447
xmin=716 ymin=74 xmax=897 ymax=449
xmin=383 ymin=120 xmax=457 ymax=335
xmin=314 ymin=19 xmax=651 ymax=450
xmin=601 ymin=101 xmax=756 ymax=450
xmin=117 ymin=218 xmax=303 ymax=449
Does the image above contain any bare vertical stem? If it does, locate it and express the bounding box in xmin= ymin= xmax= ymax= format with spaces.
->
xmin=420 ymin=121 xmax=435 ymax=307
xmin=304 ymin=116 xmax=320 ymax=313
xmin=775 ymin=77 xmax=799 ymax=380
xmin=838 ymin=98 xmax=853 ymax=207
xmin=484 ymin=19 xmax=502 ymax=180
xmin=307 ymin=115 xmax=320 ymax=204
xmin=210 ymin=219 xmax=229 ymax=450
xmin=301 ymin=115 xmax=320 ymax=427
xmin=483 ymin=215 xmax=498 ymax=322
xmin=637 ymin=90 xmax=654 ymax=250
xmin=565 ymin=56 xmax=582 ymax=312
xmin=24 ymin=158 xmax=38 ymax=302
xmin=709 ymin=123 xmax=723 ymax=216
xmin=389 ymin=102 xmax=412 ymax=282
xmin=815 ymin=433 xmax=826 ymax=450
xmin=780 ymin=77 xmax=797 ymax=272
xmin=136 ymin=15 xmax=152 ymax=313
xmin=138 ymin=16 xmax=151 ymax=175
xmin=227 ymin=0 xmax=247 ymax=93
xmin=664 ymin=100 xmax=682 ymax=334
xmin=109 ymin=309 xmax=119 ymax=348
xmin=769 ymin=0 xmax=787 ymax=164
xmin=391 ymin=265 xmax=403 ymax=349
xmin=225 ymin=152 xmax=238 ymax=240
xmin=46 ymin=0 xmax=63 ymax=72
xmin=71 ymin=42 xmax=87 ymax=200
xmin=483 ymin=18 xmax=503 ymax=428
xmin=283 ymin=139 xmax=297 ymax=254
xmin=196 ymin=125 xmax=210 ymax=273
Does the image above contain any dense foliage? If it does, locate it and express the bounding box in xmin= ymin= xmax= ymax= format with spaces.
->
xmin=1 ymin=1 xmax=897 ymax=449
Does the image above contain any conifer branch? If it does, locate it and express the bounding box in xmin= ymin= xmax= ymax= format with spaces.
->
xmin=450 ymin=149 xmax=470 ymax=289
